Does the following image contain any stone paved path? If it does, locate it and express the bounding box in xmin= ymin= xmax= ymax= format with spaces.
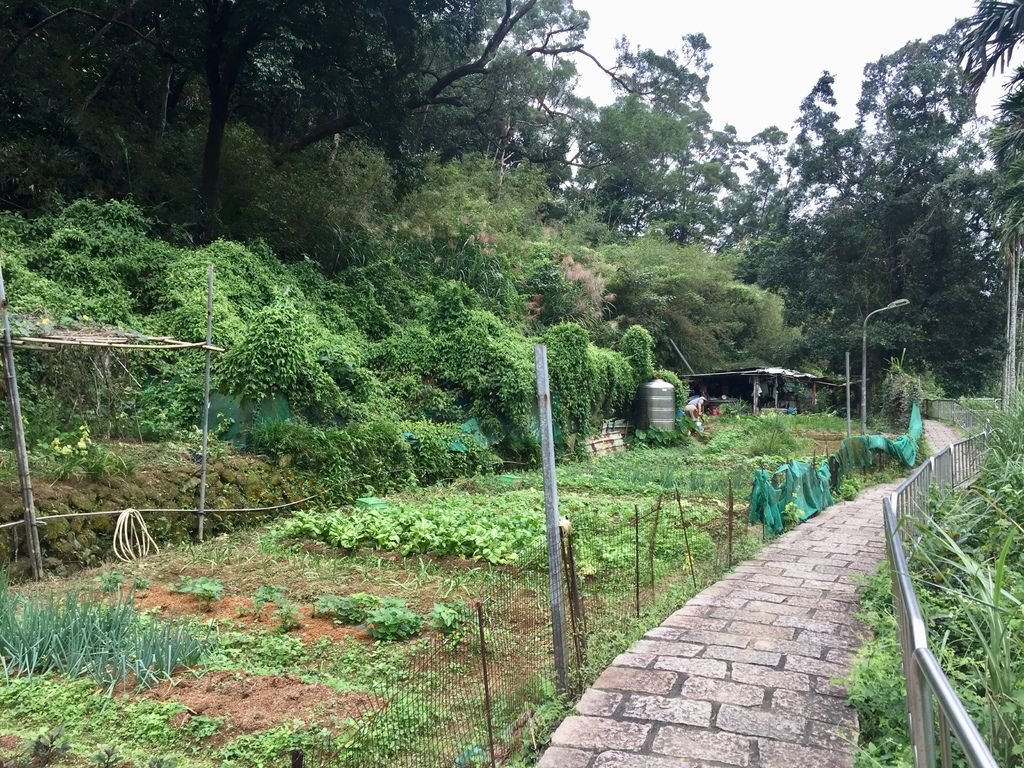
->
xmin=538 ymin=419 xmax=961 ymax=768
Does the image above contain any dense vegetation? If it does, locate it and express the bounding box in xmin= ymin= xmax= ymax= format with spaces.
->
xmin=1 ymin=3 xmax=1013 ymax=431
xmin=849 ymin=400 xmax=1024 ymax=766
xmin=3 ymin=1 xmax=1024 ymax=762
xmin=0 ymin=414 xmax=837 ymax=767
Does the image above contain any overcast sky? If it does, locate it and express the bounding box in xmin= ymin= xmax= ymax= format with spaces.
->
xmin=572 ymin=0 xmax=1016 ymax=140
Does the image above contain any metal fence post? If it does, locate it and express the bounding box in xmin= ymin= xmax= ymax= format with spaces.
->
xmin=727 ymin=478 xmax=735 ymax=568
xmin=534 ymin=344 xmax=567 ymax=693
xmin=475 ymin=602 xmax=497 ymax=768
xmin=633 ymin=505 xmax=641 ymax=618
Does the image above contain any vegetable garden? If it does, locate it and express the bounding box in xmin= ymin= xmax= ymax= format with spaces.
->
xmin=0 ymin=413 xmax=853 ymax=767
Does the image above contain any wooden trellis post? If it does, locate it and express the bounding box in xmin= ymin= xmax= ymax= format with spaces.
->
xmin=0 ymin=259 xmax=43 ymax=580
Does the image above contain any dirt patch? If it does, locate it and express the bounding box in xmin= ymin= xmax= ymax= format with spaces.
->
xmin=140 ymin=671 xmax=378 ymax=737
xmin=133 ymin=586 xmax=370 ymax=646
xmin=0 ymin=734 xmax=22 ymax=759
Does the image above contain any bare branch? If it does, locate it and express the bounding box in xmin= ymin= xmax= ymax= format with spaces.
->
xmin=0 ymin=6 xmax=168 ymax=76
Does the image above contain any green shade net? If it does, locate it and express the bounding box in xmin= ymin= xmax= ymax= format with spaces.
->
xmin=749 ymin=460 xmax=835 ymax=536
xmin=749 ymin=403 xmax=923 ymax=536
xmin=832 ymin=403 xmax=923 ymax=484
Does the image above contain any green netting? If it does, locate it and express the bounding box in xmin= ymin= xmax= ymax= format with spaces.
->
xmin=832 ymin=403 xmax=923 ymax=484
xmin=749 ymin=460 xmax=835 ymax=536
xmin=748 ymin=403 xmax=923 ymax=536
xmin=210 ymin=392 xmax=292 ymax=446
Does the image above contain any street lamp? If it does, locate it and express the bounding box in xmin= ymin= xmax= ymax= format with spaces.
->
xmin=861 ymin=299 xmax=910 ymax=435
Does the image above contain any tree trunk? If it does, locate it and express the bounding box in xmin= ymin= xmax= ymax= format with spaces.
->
xmin=1004 ymin=245 xmax=1020 ymax=408
xmin=198 ymin=89 xmax=230 ymax=240
xmin=157 ymin=60 xmax=173 ymax=138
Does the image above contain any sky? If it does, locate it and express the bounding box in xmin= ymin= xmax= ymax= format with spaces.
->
xmin=572 ymin=0 xmax=1017 ymax=140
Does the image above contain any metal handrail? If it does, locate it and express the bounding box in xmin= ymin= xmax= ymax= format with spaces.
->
xmin=884 ymin=430 xmax=998 ymax=768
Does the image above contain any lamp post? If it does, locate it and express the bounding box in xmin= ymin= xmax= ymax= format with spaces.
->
xmin=861 ymin=299 xmax=910 ymax=435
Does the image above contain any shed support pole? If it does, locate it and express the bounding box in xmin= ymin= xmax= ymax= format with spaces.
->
xmin=0 ymin=261 xmax=42 ymax=579
xmin=535 ymin=344 xmax=568 ymax=694
xmin=197 ymin=265 xmax=214 ymax=543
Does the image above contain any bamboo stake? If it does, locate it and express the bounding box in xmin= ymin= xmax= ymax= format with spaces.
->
xmin=674 ymin=487 xmax=697 ymax=589
xmin=0 ymin=260 xmax=42 ymax=579
xmin=197 ymin=265 xmax=214 ymax=542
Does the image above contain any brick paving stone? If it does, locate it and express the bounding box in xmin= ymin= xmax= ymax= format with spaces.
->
xmin=688 ymin=594 xmax=749 ymax=609
xmin=681 ymin=675 xmax=765 ymax=706
xmin=807 ymin=719 xmax=858 ymax=754
xmin=757 ymin=739 xmax=854 ymax=768
xmin=770 ymin=688 xmax=858 ymax=725
xmin=651 ymin=726 xmax=753 ymax=766
xmin=730 ymin=663 xmax=811 ymax=691
xmin=708 ymin=607 xmax=780 ymax=625
xmin=812 ymin=676 xmax=850 ymax=697
xmin=549 ymin=717 xmax=650 ymax=751
xmin=591 ymin=751 xmax=714 ymax=768
xmin=610 ymin=652 xmax=655 ymax=669
xmin=796 ymin=630 xmax=861 ymax=648
xmin=536 ymin=746 xmax=594 ymax=768
xmin=774 ymin=614 xmax=844 ymax=634
xmin=632 ymin=639 xmax=704 ymax=657
xmin=727 ymin=621 xmax=796 ymax=639
xmin=751 ymin=637 xmax=829 ymax=658
xmin=620 ymin=694 xmax=713 ymax=727
xmin=661 ymin=614 xmax=730 ymax=631
xmin=743 ymin=599 xmax=812 ymax=616
xmin=653 ymin=656 xmax=728 ymax=679
xmin=784 ymin=654 xmax=853 ymax=678
xmin=716 ymin=704 xmax=806 ymax=741
xmin=593 ymin=667 xmax=677 ymax=695
xmin=656 ymin=628 xmax=751 ymax=648
xmin=576 ymin=689 xmax=622 ymax=717
xmin=783 ymin=596 xmax=857 ymax=611
xmin=726 ymin=588 xmax=787 ymax=603
xmin=703 ymin=645 xmax=782 ymax=667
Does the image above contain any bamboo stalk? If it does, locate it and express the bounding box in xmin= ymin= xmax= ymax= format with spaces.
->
xmin=0 ymin=260 xmax=42 ymax=579
xmin=197 ymin=265 xmax=214 ymax=543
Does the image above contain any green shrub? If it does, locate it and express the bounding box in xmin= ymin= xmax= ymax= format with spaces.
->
xmin=219 ymin=296 xmax=343 ymax=416
xmin=546 ymin=323 xmax=597 ymax=440
xmin=879 ymin=357 xmax=923 ymax=432
xmin=620 ymin=325 xmax=655 ymax=382
xmin=429 ymin=602 xmax=472 ymax=635
xmin=364 ymin=604 xmax=423 ymax=641
xmin=654 ymin=369 xmax=687 ymax=399
xmin=325 ymin=594 xmax=384 ymax=625
xmin=172 ymin=577 xmax=224 ymax=612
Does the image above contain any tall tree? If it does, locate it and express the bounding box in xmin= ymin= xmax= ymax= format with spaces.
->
xmin=0 ymin=0 xmax=603 ymax=236
xmin=962 ymin=0 xmax=1024 ymax=403
xmin=744 ymin=30 xmax=1002 ymax=395
xmin=573 ymin=35 xmax=739 ymax=243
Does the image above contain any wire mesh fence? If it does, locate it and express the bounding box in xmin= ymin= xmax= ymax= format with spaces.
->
xmin=287 ymin=476 xmax=757 ymax=768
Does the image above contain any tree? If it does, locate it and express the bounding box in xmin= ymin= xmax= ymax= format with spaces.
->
xmin=962 ymin=0 xmax=1024 ymax=403
xmin=0 ymin=0 xmax=606 ymax=238
xmin=573 ymin=35 xmax=739 ymax=243
xmin=743 ymin=30 xmax=1003 ymax=395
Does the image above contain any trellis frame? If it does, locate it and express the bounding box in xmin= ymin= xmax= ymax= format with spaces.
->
xmin=0 ymin=259 xmax=222 ymax=580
